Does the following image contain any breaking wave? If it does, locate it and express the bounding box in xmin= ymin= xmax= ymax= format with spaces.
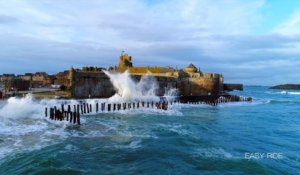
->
xmin=103 ymin=70 xmax=178 ymax=102
xmin=266 ymin=91 xmax=300 ymax=95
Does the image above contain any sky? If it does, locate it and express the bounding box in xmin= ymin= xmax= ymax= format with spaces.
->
xmin=0 ymin=0 xmax=300 ymax=85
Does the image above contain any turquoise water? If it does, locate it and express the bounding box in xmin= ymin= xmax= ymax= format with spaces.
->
xmin=0 ymin=86 xmax=299 ymax=174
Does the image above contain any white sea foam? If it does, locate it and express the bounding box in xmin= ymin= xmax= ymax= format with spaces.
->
xmin=157 ymin=123 xmax=191 ymax=136
xmin=104 ymin=70 xmax=178 ymax=103
xmin=0 ymin=94 xmax=77 ymax=163
xmin=217 ymin=99 xmax=265 ymax=107
xmin=103 ymin=70 xmax=160 ymax=102
xmin=287 ymin=91 xmax=300 ymax=95
xmin=194 ymin=147 xmax=234 ymax=159
xmin=267 ymin=90 xmax=300 ymax=95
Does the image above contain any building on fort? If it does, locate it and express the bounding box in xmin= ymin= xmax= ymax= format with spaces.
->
xmin=1 ymin=53 xmax=240 ymax=98
xmin=18 ymin=72 xmax=54 ymax=88
xmin=4 ymin=78 xmax=30 ymax=93
xmin=53 ymin=53 xmax=225 ymax=98
xmin=113 ymin=53 xmax=224 ymax=97
xmin=0 ymin=74 xmax=15 ymax=82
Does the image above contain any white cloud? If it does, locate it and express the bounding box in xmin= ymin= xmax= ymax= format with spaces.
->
xmin=274 ymin=11 xmax=300 ymax=36
xmin=0 ymin=0 xmax=300 ymax=85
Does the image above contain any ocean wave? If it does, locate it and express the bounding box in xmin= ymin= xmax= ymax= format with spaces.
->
xmin=266 ymin=91 xmax=300 ymax=95
xmin=267 ymin=99 xmax=300 ymax=105
xmin=113 ymin=139 xmax=142 ymax=149
xmin=217 ymin=100 xmax=265 ymax=107
xmin=156 ymin=123 xmax=191 ymax=136
xmin=193 ymin=147 xmax=234 ymax=159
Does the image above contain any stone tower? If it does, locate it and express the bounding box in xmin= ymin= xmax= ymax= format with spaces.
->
xmin=69 ymin=66 xmax=75 ymax=89
xmin=117 ymin=53 xmax=133 ymax=72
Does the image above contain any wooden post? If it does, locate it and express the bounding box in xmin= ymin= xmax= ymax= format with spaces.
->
xmin=56 ymin=109 xmax=61 ymax=120
xmin=151 ymin=101 xmax=154 ymax=108
xmin=77 ymin=104 xmax=80 ymax=115
xmin=53 ymin=106 xmax=56 ymax=120
xmin=60 ymin=110 xmax=63 ymax=120
xmin=54 ymin=106 xmax=57 ymax=120
xmin=84 ymin=103 xmax=86 ymax=113
xmin=96 ymin=103 xmax=99 ymax=113
xmin=61 ymin=104 xmax=64 ymax=114
xmin=73 ymin=112 xmax=77 ymax=124
xmin=45 ymin=107 xmax=47 ymax=117
xmin=66 ymin=111 xmax=69 ymax=121
xmin=87 ymin=103 xmax=90 ymax=113
xmin=52 ymin=108 xmax=55 ymax=120
xmin=77 ymin=112 xmax=80 ymax=125
xmin=50 ymin=108 xmax=53 ymax=120
xmin=68 ymin=105 xmax=71 ymax=113
xmin=90 ymin=104 xmax=92 ymax=113
xmin=70 ymin=112 xmax=73 ymax=123
xmin=80 ymin=104 xmax=83 ymax=114
xmin=118 ymin=104 xmax=121 ymax=110
xmin=128 ymin=103 xmax=131 ymax=109
xmin=108 ymin=104 xmax=111 ymax=111
xmin=137 ymin=102 xmax=140 ymax=108
xmin=113 ymin=104 xmax=116 ymax=111
xmin=123 ymin=103 xmax=126 ymax=110
xmin=133 ymin=102 xmax=135 ymax=109
xmin=142 ymin=101 xmax=145 ymax=107
xmin=56 ymin=109 xmax=60 ymax=121
xmin=147 ymin=102 xmax=149 ymax=108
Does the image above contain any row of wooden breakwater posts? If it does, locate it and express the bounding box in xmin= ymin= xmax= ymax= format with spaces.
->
xmin=45 ymin=101 xmax=170 ymax=125
xmin=44 ymin=95 xmax=252 ymax=125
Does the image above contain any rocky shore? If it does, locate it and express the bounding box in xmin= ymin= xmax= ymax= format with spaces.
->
xmin=270 ymin=84 xmax=300 ymax=90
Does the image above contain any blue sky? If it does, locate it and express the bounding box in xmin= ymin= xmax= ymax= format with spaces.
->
xmin=0 ymin=0 xmax=300 ymax=85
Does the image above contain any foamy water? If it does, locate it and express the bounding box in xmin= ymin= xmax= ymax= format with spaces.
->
xmin=265 ymin=90 xmax=300 ymax=95
xmin=0 ymin=86 xmax=299 ymax=174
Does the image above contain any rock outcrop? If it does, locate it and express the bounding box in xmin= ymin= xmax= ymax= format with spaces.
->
xmin=270 ymin=84 xmax=300 ymax=90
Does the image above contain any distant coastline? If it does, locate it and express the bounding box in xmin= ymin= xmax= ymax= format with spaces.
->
xmin=270 ymin=84 xmax=300 ymax=90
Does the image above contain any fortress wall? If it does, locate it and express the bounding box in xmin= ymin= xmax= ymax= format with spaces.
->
xmin=179 ymin=76 xmax=223 ymax=96
xmin=155 ymin=76 xmax=178 ymax=95
xmin=71 ymin=71 xmax=115 ymax=98
xmin=130 ymin=75 xmax=178 ymax=96
xmin=70 ymin=70 xmax=223 ymax=98
xmin=55 ymin=71 xmax=71 ymax=87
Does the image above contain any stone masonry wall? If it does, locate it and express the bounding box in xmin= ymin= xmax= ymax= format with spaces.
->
xmin=71 ymin=71 xmax=115 ymax=98
xmin=70 ymin=70 xmax=223 ymax=98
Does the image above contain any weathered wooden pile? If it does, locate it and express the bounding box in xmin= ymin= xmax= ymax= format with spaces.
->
xmin=45 ymin=100 xmax=170 ymax=125
xmin=178 ymin=95 xmax=252 ymax=106
xmin=45 ymin=104 xmax=81 ymax=125
xmin=44 ymin=95 xmax=252 ymax=125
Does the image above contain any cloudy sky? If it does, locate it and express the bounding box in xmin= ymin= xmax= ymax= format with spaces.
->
xmin=0 ymin=0 xmax=300 ymax=85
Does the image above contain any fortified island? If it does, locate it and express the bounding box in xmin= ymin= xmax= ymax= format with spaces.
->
xmin=0 ymin=53 xmax=243 ymax=100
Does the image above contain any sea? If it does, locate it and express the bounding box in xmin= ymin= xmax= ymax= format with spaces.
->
xmin=0 ymin=86 xmax=299 ymax=175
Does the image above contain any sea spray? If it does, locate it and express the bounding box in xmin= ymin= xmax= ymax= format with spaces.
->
xmin=103 ymin=70 xmax=179 ymax=103
xmin=0 ymin=94 xmax=69 ymax=162
xmin=0 ymin=94 xmax=44 ymax=119
xmin=104 ymin=70 xmax=160 ymax=102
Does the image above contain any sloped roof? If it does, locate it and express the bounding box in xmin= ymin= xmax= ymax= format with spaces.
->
xmin=186 ymin=63 xmax=197 ymax=69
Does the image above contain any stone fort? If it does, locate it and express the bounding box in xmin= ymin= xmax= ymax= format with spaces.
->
xmin=56 ymin=53 xmax=225 ymax=98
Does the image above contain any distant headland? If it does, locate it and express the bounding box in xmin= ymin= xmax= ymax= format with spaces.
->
xmin=270 ymin=84 xmax=300 ymax=90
